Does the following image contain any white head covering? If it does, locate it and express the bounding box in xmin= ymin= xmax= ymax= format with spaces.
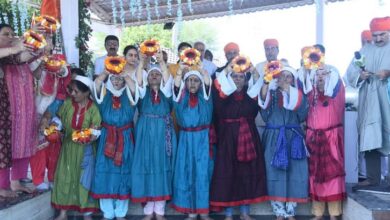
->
xmin=74 ymin=75 xmax=93 ymax=91
xmin=106 ymin=74 xmax=126 ymax=97
xmin=147 ymin=65 xmax=162 ymax=76
xmin=281 ymin=66 xmax=298 ymax=86
xmin=183 ymin=70 xmax=204 ymax=84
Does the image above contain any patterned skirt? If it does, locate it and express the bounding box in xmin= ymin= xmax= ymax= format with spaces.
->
xmin=0 ymin=76 xmax=12 ymax=169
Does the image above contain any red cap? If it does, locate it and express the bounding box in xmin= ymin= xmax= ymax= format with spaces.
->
xmin=224 ymin=42 xmax=240 ymax=53
xmin=370 ymin=17 xmax=390 ymax=32
xmin=264 ymin=39 xmax=279 ymax=47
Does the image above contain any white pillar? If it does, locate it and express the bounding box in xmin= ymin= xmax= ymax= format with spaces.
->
xmin=315 ymin=0 xmax=324 ymax=45
xmin=60 ymin=0 xmax=79 ymax=66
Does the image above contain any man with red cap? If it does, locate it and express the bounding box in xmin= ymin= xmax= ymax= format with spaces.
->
xmin=213 ymin=42 xmax=240 ymax=78
xmin=346 ymin=17 xmax=390 ymax=192
xmin=361 ymin=30 xmax=372 ymax=46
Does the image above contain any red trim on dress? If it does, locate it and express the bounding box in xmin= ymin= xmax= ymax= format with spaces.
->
xmin=131 ymin=195 xmax=171 ymax=203
xmin=209 ymin=196 xmax=268 ymax=207
xmin=266 ymin=196 xmax=308 ymax=203
xmin=310 ymin=193 xmax=346 ymax=202
xmin=89 ymin=192 xmax=131 ymax=200
xmin=71 ymin=99 xmax=93 ymax=130
xmin=171 ymin=204 xmax=209 ymax=214
xmin=51 ymin=202 xmax=100 ymax=213
xmin=213 ymin=79 xmax=227 ymax=99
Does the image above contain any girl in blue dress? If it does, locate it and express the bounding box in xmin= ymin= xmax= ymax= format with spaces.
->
xmin=172 ymin=66 xmax=214 ymax=220
xmin=131 ymin=51 xmax=176 ymax=220
xmin=91 ymin=69 xmax=138 ymax=220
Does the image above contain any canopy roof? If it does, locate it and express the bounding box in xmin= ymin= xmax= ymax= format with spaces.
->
xmin=89 ymin=0 xmax=343 ymax=26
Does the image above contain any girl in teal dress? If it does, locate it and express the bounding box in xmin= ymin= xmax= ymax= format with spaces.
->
xmin=91 ymin=69 xmax=138 ymax=220
xmin=171 ymin=67 xmax=214 ymax=220
xmin=131 ymin=52 xmax=177 ymax=220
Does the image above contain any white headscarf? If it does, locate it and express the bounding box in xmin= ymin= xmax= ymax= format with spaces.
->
xmin=74 ymin=75 xmax=93 ymax=91
xmin=106 ymin=74 xmax=126 ymax=97
xmin=183 ymin=70 xmax=204 ymax=84
xmin=281 ymin=66 xmax=298 ymax=86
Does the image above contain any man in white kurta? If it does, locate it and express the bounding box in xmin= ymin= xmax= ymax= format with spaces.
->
xmin=346 ymin=17 xmax=390 ymax=190
xmin=94 ymin=35 xmax=119 ymax=77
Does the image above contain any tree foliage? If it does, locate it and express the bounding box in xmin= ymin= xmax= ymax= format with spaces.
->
xmin=120 ymin=24 xmax=172 ymax=49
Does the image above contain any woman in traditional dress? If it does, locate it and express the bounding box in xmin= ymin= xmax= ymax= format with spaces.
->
xmin=171 ymin=65 xmax=214 ymax=220
xmin=51 ymin=75 xmax=101 ymax=220
xmin=298 ymin=65 xmax=346 ymax=220
xmin=0 ymin=23 xmax=42 ymax=197
xmin=90 ymin=68 xmax=138 ymax=220
xmin=210 ymin=58 xmax=267 ymax=220
xmin=259 ymin=66 xmax=309 ymax=220
xmin=131 ymin=51 xmax=176 ymax=220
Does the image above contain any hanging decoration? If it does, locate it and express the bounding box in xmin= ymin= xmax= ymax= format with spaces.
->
xmin=228 ymin=0 xmax=233 ymax=15
xmin=167 ymin=0 xmax=172 ymax=16
xmin=137 ymin=0 xmax=142 ymax=21
xmin=145 ymin=0 xmax=151 ymax=25
xmin=11 ymin=1 xmax=19 ymax=34
xmin=20 ymin=0 xmax=28 ymax=33
xmin=188 ymin=0 xmax=193 ymax=14
xmin=129 ymin=0 xmax=136 ymax=17
xmin=154 ymin=0 xmax=160 ymax=19
xmin=119 ymin=0 xmax=125 ymax=28
xmin=2 ymin=14 xmax=9 ymax=24
xmin=111 ymin=0 xmax=117 ymax=25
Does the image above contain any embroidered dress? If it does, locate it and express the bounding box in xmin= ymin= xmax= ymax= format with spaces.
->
xmin=131 ymin=79 xmax=177 ymax=203
xmin=172 ymin=81 xmax=214 ymax=214
xmin=0 ymin=72 xmax=11 ymax=169
xmin=51 ymin=99 xmax=101 ymax=213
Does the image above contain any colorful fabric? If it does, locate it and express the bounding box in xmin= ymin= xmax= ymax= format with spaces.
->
xmin=210 ymin=82 xmax=267 ymax=208
xmin=51 ymin=98 xmax=101 ymax=213
xmin=172 ymin=89 xmax=214 ymax=214
xmin=260 ymin=89 xmax=309 ymax=202
xmin=131 ymin=88 xmax=176 ymax=203
xmin=306 ymin=79 xmax=346 ymax=202
xmin=0 ymin=76 xmax=11 ymax=169
xmin=0 ymin=158 xmax=29 ymax=189
xmin=30 ymin=141 xmax=61 ymax=185
xmin=270 ymin=201 xmax=297 ymax=218
xmin=91 ymin=91 xmax=136 ymax=200
xmin=4 ymin=63 xmax=37 ymax=159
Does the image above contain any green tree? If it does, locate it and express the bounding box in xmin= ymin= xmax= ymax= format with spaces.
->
xmin=120 ymin=24 xmax=172 ymax=49
xmin=178 ymin=20 xmax=218 ymax=51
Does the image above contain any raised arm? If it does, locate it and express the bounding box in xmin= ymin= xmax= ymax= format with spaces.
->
xmin=94 ymin=70 xmax=110 ymax=96
xmin=156 ymin=50 xmax=170 ymax=83
xmin=137 ymin=53 xmax=147 ymax=87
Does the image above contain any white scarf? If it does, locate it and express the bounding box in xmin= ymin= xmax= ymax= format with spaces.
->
xmin=106 ymin=74 xmax=126 ymax=97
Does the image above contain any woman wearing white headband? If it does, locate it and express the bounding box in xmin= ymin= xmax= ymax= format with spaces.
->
xmin=51 ymin=75 xmax=101 ymax=220
xmin=259 ymin=66 xmax=309 ymax=220
xmin=171 ymin=65 xmax=214 ymax=220
xmin=90 ymin=67 xmax=138 ymax=220
xmin=131 ymin=50 xmax=177 ymax=220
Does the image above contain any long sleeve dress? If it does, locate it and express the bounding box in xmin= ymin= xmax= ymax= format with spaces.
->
xmin=90 ymin=83 xmax=138 ymax=199
xmin=172 ymin=79 xmax=214 ymax=214
xmin=210 ymin=72 xmax=267 ymax=208
xmin=259 ymin=84 xmax=309 ymax=202
xmin=131 ymin=77 xmax=177 ymax=203
xmin=51 ymin=98 xmax=101 ymax=212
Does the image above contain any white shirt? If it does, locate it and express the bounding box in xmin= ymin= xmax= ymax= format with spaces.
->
xmin=202 ymin=59 xmax=217 ymax=76
xmin=94 ymin=55 xmax=107 ymax=76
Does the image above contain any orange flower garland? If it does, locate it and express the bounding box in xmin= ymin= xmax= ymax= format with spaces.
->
xmin=23 ymin=30 xmax=47 ymax=50
xmin=34 ymin=15 xmax=61 ymax=33
xmin=105 ymin=56 xmax=127 ymax=75
xmin=44 ymin=55 xmax=66 ymax=73
xmin=140 ymin=39 xmax=160 ymax=56
xmin=180 ymin=48 xmax=201 ymax=66
xmin=232 ymin=55 xmax=251 ymax=73
xmin=72 ymin=128 xmax=93 ymax=143
xmin=263 ymin=60 xmax=283 ymax=83
xmin=302 ymin=47 xmax=324 ymax=69
xmin=44 ymin=125 xmax=61 ymax=143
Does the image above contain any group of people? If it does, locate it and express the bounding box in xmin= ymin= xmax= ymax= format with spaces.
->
xmin=0 ymin=15 xmax=389 ymax=220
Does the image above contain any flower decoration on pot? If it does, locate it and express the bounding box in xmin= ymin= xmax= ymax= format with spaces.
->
xmin=140 ymin=39 xmax=160 ymax=56
xmin=23 ymin=30 xmax=47 ymax=50
xmin=105 ymin=56 xmax=127 ymax=75
xmin=180 ymin=48 xmax=201 ymax=66
xmin=264 ymin=60 xmax=283 ymax=83
xmin=232 ymin=55 xmax=251 ymax=73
